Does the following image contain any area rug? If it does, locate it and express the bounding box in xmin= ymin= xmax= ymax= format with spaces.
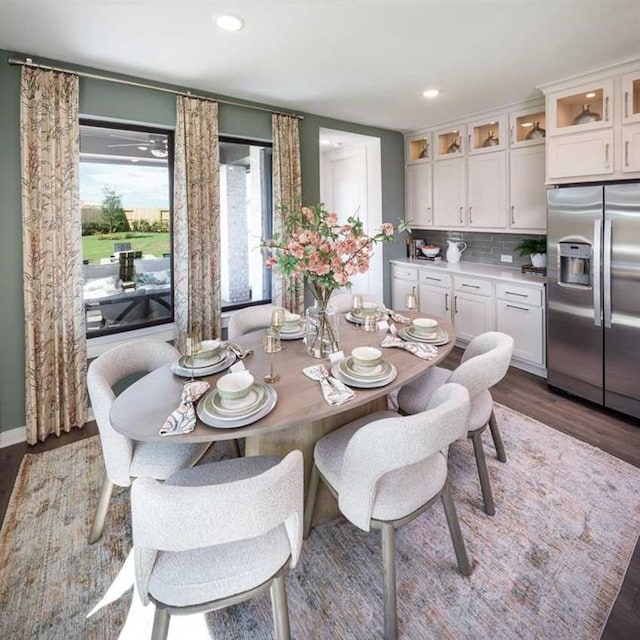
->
xmin=1 ymin=404 xmax=639 ymax=639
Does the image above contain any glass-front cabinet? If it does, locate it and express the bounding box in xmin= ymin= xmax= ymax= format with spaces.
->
xmin=621 ymin=73 xmax=640 ymax=124
xmin=546 ymin=79 xmax=614 ymax=135
xmin=434 ymin=125 xmax=466 ymax=160
xmin=405 ymin=132 xmax=432 ymax=164
xmin=510 ymin=107 xmax=547 ymax=147
xmin=467 ymin=115 xmax=506 ymax=154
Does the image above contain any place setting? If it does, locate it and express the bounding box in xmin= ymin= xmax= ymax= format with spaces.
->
xmin=398 ymin=317 xmax=451 ymax=346
xmin=170 ymin=338 xmax=237 ymax=378
xmin=331 ymin=346 xmax=398 ymax=389
xmin=278 ymin=311 xmax=305 ymax=340
xmin=345 ymin=295 xmax=388 ymax=326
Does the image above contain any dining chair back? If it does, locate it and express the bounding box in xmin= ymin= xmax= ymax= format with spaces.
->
xmin=397 ymin=331 xmax=515 ymax=515
xmin=304 ymin=383 xmax=471 ymax=640
xmin=227 ymin=304 xmax=275 ymax=339
xmin=87 ymin=339 xmax=209 ymax=543
xmin=131 ymin=451 xmax=304 ymax=640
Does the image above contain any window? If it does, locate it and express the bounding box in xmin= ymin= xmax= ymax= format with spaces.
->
xmin=79 ymin=121 xmax=174 ymax=337
xmin=219 ymin=137 xmax=273 ymax=310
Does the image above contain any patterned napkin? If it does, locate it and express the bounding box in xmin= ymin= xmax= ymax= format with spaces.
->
xmin=159 ymin=380 xmax=210 ymax=436
xmin=303 ymin=365 xmax=356 ymax=405
xmin=381 ymin=335 xmax=438 ymax=360
xmin=382 ymin=307 xmax=411 ymax=324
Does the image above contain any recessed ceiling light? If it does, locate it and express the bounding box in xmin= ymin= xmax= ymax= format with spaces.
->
xmin=585 ymin=92 xmax=596 ymax=98
xmin=520 ymin=122 xmax=534 ymax=128
xmin=215 ymin=15 xmax=245 ymax=31
xmin=422 ymin=89 xmax=440 ymax=99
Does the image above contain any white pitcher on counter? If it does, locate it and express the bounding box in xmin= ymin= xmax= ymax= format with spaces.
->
xmin=446 ymin=240 xmax=467 ymax=263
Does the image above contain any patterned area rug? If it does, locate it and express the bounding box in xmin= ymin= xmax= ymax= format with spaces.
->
xmin=1 ymin=405 xmax=639 ymax=639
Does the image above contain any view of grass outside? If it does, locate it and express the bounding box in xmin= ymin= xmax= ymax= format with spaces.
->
xmin=82 ymin=232 xmax=170 ymax=264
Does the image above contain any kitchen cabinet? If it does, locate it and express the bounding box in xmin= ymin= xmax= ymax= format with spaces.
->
xmin=621 ymin=72 xmax=640 ymax=124
xmin=406 ymin=133 xmax=432 ymax=163
xmin=433 ymin=125 xmax=466 ymax=160
xmin=432 ymin=158 xmax=466 ymax=227
xmin=467 ymin=152 xmax=507 ymax=228
xmin=405 ymin=163 xmax=432 ymax=227
xmin=453 ymin=275 xmax=494 ymax=342
xmin=468 ymin=115 xmax=506 ymax=154
xmin=622 ymin=122 xmax=640 ymax=173
xmin=390 ymin=264 xmax=417 ymax=311
xmin=418 ymin=270 xmax=451 ymax=322
xmin=509 ymin=146 xmax=547 ymax=231
xmin=510 ymin=106 xmax=547 ymax=148
xmin=495 ymin=282 xmax=545 ymax=367
xmin=547 ymin=129 xmax=614 ymax=179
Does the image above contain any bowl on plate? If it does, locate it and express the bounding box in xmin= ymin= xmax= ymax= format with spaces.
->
xmin=412 ymin=318 xmax=438 ymax=336
xmin=283 ymin=312 xmax=302 ymax=332
xmin=195 ymin=339 xmax=221 ymax=360
xmin=216 ymin=371 xmax=254 ymax=402
xmin=351 ymin=346 xmax=383 ymax=370
xmin=356 ymin=301 xmax=379 ymax=317
xmin=421 ymin=246 xmax=440 ymax=257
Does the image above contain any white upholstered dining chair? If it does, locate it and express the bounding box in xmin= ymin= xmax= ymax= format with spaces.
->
xmin=397 ymin=331 xmax=515 ymax=516
xmin=131 ymin=451 xmax=304 ymax=640
xmin=227 ymin=304 xmax=275 ymax=339
xmin=303 ymin=383 xmax=471 ymax=640
xmin=87 ymin=340 xmax=210 ymax=544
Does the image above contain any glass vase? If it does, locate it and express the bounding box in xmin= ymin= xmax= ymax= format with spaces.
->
xmin=304 ymin=303 xmax=340 ymax=359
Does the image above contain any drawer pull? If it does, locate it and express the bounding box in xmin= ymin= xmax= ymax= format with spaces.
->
xmin=461 ymin=283 xmax=480 ymax=289
xmin=506 ymin=304 xmax=529 ymax=312
xmin=425 ymin=276 xmax=443 ymax=282
xmin=454 ymin=295 xmax=458 ymax=313
xmin=445 ymin=292 xmax=449 ymax=311
xmin=625 ymin=91 xmax=629 ymax=119
xmin=505 ymin=290 xmax=527 ymax=297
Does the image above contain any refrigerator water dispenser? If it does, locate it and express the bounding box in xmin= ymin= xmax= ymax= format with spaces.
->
xmin=558 ymin=242 xmax=591 ymax=287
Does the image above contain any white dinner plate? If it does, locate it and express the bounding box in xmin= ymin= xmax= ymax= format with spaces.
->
xmin=345 ymin=310 xmax=387 ymax=325
xmin=279 ymin=329 xmax=305 ymax=340
xmin=171 ymin=349 xmax=236 ymax=378
xmin=399 ymin=326 xmax=450 ymax=346
xmin=331 ymin=362 xmax=397 ymax=389
xmin=178 ymin=350 xmax=226 ymax=370
xmin=340 ymin=357 xmax=393 ymax=381
xmin=197 ymin=383 xmax=278 ymax=428
xmin=202 ymin=383 xmax=268 ymax=421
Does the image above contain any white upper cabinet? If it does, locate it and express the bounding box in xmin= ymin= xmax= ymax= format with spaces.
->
xmin=467 ymin=153 xmax=507 ymax=228
xmin=405 ymin=132 xmax=432 ymax=164
xmin=468 ymin=115 xmax=507 ymax=154
xmin=621 ymin=72 xmax=640 ymax=124
xmin=433 ymin=158 xmax=466 ymax=227
xmin=405 ymin=163 xmax=432 ymax=227
xmin=509 ymin=146 xmax=547 ymax=231
xmin=434 ymin=125 xmax=467 ymax=160
xmin=548 ymin=129 xmax=614 ymax=179
xmin=510 ymin=106 xmax=547 ymax=148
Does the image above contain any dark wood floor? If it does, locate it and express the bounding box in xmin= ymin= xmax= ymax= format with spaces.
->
xmin=0 ymin=349 xmax=639 ymax=638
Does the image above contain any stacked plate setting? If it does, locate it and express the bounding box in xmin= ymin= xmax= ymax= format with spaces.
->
xmin=332 ymin=346 xmax=397 ymax=388
xmin=345 ymin=307 xmax=387 ymax=325
xmin=399 ymin=317 xmax=450 ymax=346
xmin=197 ymin=382 xmax=278 ymax=428
xmin=279 ymin=313 xmax=305 ymax=340
xmin=171 ymin=347 xmax=236 ymax=377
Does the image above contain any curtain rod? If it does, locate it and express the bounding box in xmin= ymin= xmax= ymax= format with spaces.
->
xmin=8 ymin=56 xmax=304 ymax=120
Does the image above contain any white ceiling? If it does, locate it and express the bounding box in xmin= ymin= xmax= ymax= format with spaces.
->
xmin=1 ymin=0 xmax=639 ymax=132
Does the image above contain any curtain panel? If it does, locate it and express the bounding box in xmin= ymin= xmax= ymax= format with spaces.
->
xmin=20 ymin=67 xmax=87 ymax=444
xmin=272 ymin=113 xmax=303 ymax=314
xmin=173 ymin=96 xmax=221 ymax=351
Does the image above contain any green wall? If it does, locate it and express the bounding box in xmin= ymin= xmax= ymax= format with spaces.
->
xmin=0 ymin=49 xmax=404 ymax=434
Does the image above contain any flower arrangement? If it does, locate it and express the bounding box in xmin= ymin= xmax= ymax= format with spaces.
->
xmin=262 ymin=202 xmax=402 ymax=305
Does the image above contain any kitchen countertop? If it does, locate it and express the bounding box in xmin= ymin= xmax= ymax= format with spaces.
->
xmin=390 ymin=258 xmax=547 ymax=287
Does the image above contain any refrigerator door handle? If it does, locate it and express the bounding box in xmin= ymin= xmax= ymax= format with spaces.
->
xmin=603 ymin=218 xmax=612 ymax=328
xmin=593 ymin=218 xmax=602 ymax=327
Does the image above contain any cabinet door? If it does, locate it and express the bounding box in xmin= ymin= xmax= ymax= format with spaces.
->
xmin=453 ymin=292 xmax=494 ymax=342
xmin=621 ymin=73 xmax=640 ymax=124
xmin=433 ymin=158 xmax=466 ymax=227
xmin=509 ymin=146 xmax=546 ymax=230
xmin=418 ymin=283 xmax=451 ymax=322
xmin=496 ymin=300 xmax=544 ymax=366
xmin=547 ymin=129 xmax=614 ymax=179
xmin=467 ymin=152 xmax=507 ymax=228
xmin=391 ymin=278 xmax=416 ymax=311
xmin=622 ymin=123 xmax=640 ymax=173
xmin=405 ymin=163 xmax=432 ymax=226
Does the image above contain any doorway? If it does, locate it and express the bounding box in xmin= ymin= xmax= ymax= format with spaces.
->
xmin=319 ymin=128 xmax=383 ymax=299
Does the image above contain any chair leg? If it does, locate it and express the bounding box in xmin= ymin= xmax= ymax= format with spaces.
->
xmin=151 ymin=606 xmax=170 ymax=640
xmin=488 ymin=409 xmax=507 ymax=463
xmin=89 ymin=473 xmax=114 ymax=544
xmin=230 ymin=438 xmax=242 ymax=458
xmin=303 ymin=463 xmax=320 ymax=539
xmin=270 ymin=574 xmax=291 ymax=640
xmin=381 ymin=523 xmax=398 ymax=640
xmin=470 ymin=431 xmax=496 ymax=516
xmin=440 ymin=482 xmax=472 ymax=576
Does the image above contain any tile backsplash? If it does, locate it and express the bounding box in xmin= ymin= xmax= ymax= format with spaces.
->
xmin=408 ymin=229 xmax=546 ymax=267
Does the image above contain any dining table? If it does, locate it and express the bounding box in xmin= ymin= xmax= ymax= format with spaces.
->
xmin=110 ymin=310 xmax=455 ymax=524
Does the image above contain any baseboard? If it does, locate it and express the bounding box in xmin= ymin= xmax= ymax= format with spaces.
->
xmin=0 ymin=426 xmax=27 ymax=448
xmin=0 ymin=408 xmax=95 ymax=449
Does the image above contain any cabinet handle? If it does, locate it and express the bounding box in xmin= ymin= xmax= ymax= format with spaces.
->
xmin=427 ymin=206 xmax=431 ymax=223
xmin=468 ymin=134 xmax=472 ymax=151
xmin=511 ymin=205 xmax=515 ymax=225
xmin=469 ymin=206 xmax=473 ymax=224
xmin=625 ymin=91 xmax=629 ymax=119
xmin=459 ymin=207 xmax=464 ymax=224
xmin=425 ymin=276 xmax=443 ymax=281
xmin=509 ymin=126 xmax=514 ymax=145
xmin=454 ymin=295 xmax=458 ymax=313
xmin=505 ymin=290 xmax=528 ymax=297
xmin=445 ymin=293 xmax=449 ymax=311
xmin=461 ymin=283 xmax=480 ymax=289
xmin=605 ymin=96 xmax=610 ymax=121
xmin=506 ymin=304 xmax=529 ymax=312
xmin=605 ymin=143 xmax=610 ymax=168
xmin=625 ymin=140 xmax=630 ymax=166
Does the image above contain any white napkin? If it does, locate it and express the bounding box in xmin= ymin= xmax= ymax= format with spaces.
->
xmin=303 ymin=365 xmax=356 ymax=406
xmin=159 ymin=380 xmax=210 ymax=436
xmin=381 ymin=335 xmax=438 ymax=360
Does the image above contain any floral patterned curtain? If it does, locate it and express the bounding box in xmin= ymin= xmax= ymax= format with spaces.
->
xmin=272 ymin=113 xmax=303 ymax=314
xmin=20 ymin=67 xmax=87 ymax=444
xmin=173 ymin=96 xmax=220 ymax=351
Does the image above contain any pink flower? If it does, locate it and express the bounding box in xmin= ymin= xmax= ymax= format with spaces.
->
xmin=326 ymin=213 xmax=338 ymax=227
xmin=381 ymin=222 xmax=394 ymax=236
xmin=333 ymin=272 xmax=349 ymax=285
xmin=302 ymin=207 xmax=314 ymax=221
xmin=339 ymin=224 xmax=351 ymax=234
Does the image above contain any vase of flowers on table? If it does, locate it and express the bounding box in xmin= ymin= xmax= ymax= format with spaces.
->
xmin=262 ymin=203 xmax=403 ymax=358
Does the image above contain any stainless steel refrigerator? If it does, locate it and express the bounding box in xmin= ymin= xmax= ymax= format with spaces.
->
xmin=547 ymin=182 xmax=640 ymax=419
